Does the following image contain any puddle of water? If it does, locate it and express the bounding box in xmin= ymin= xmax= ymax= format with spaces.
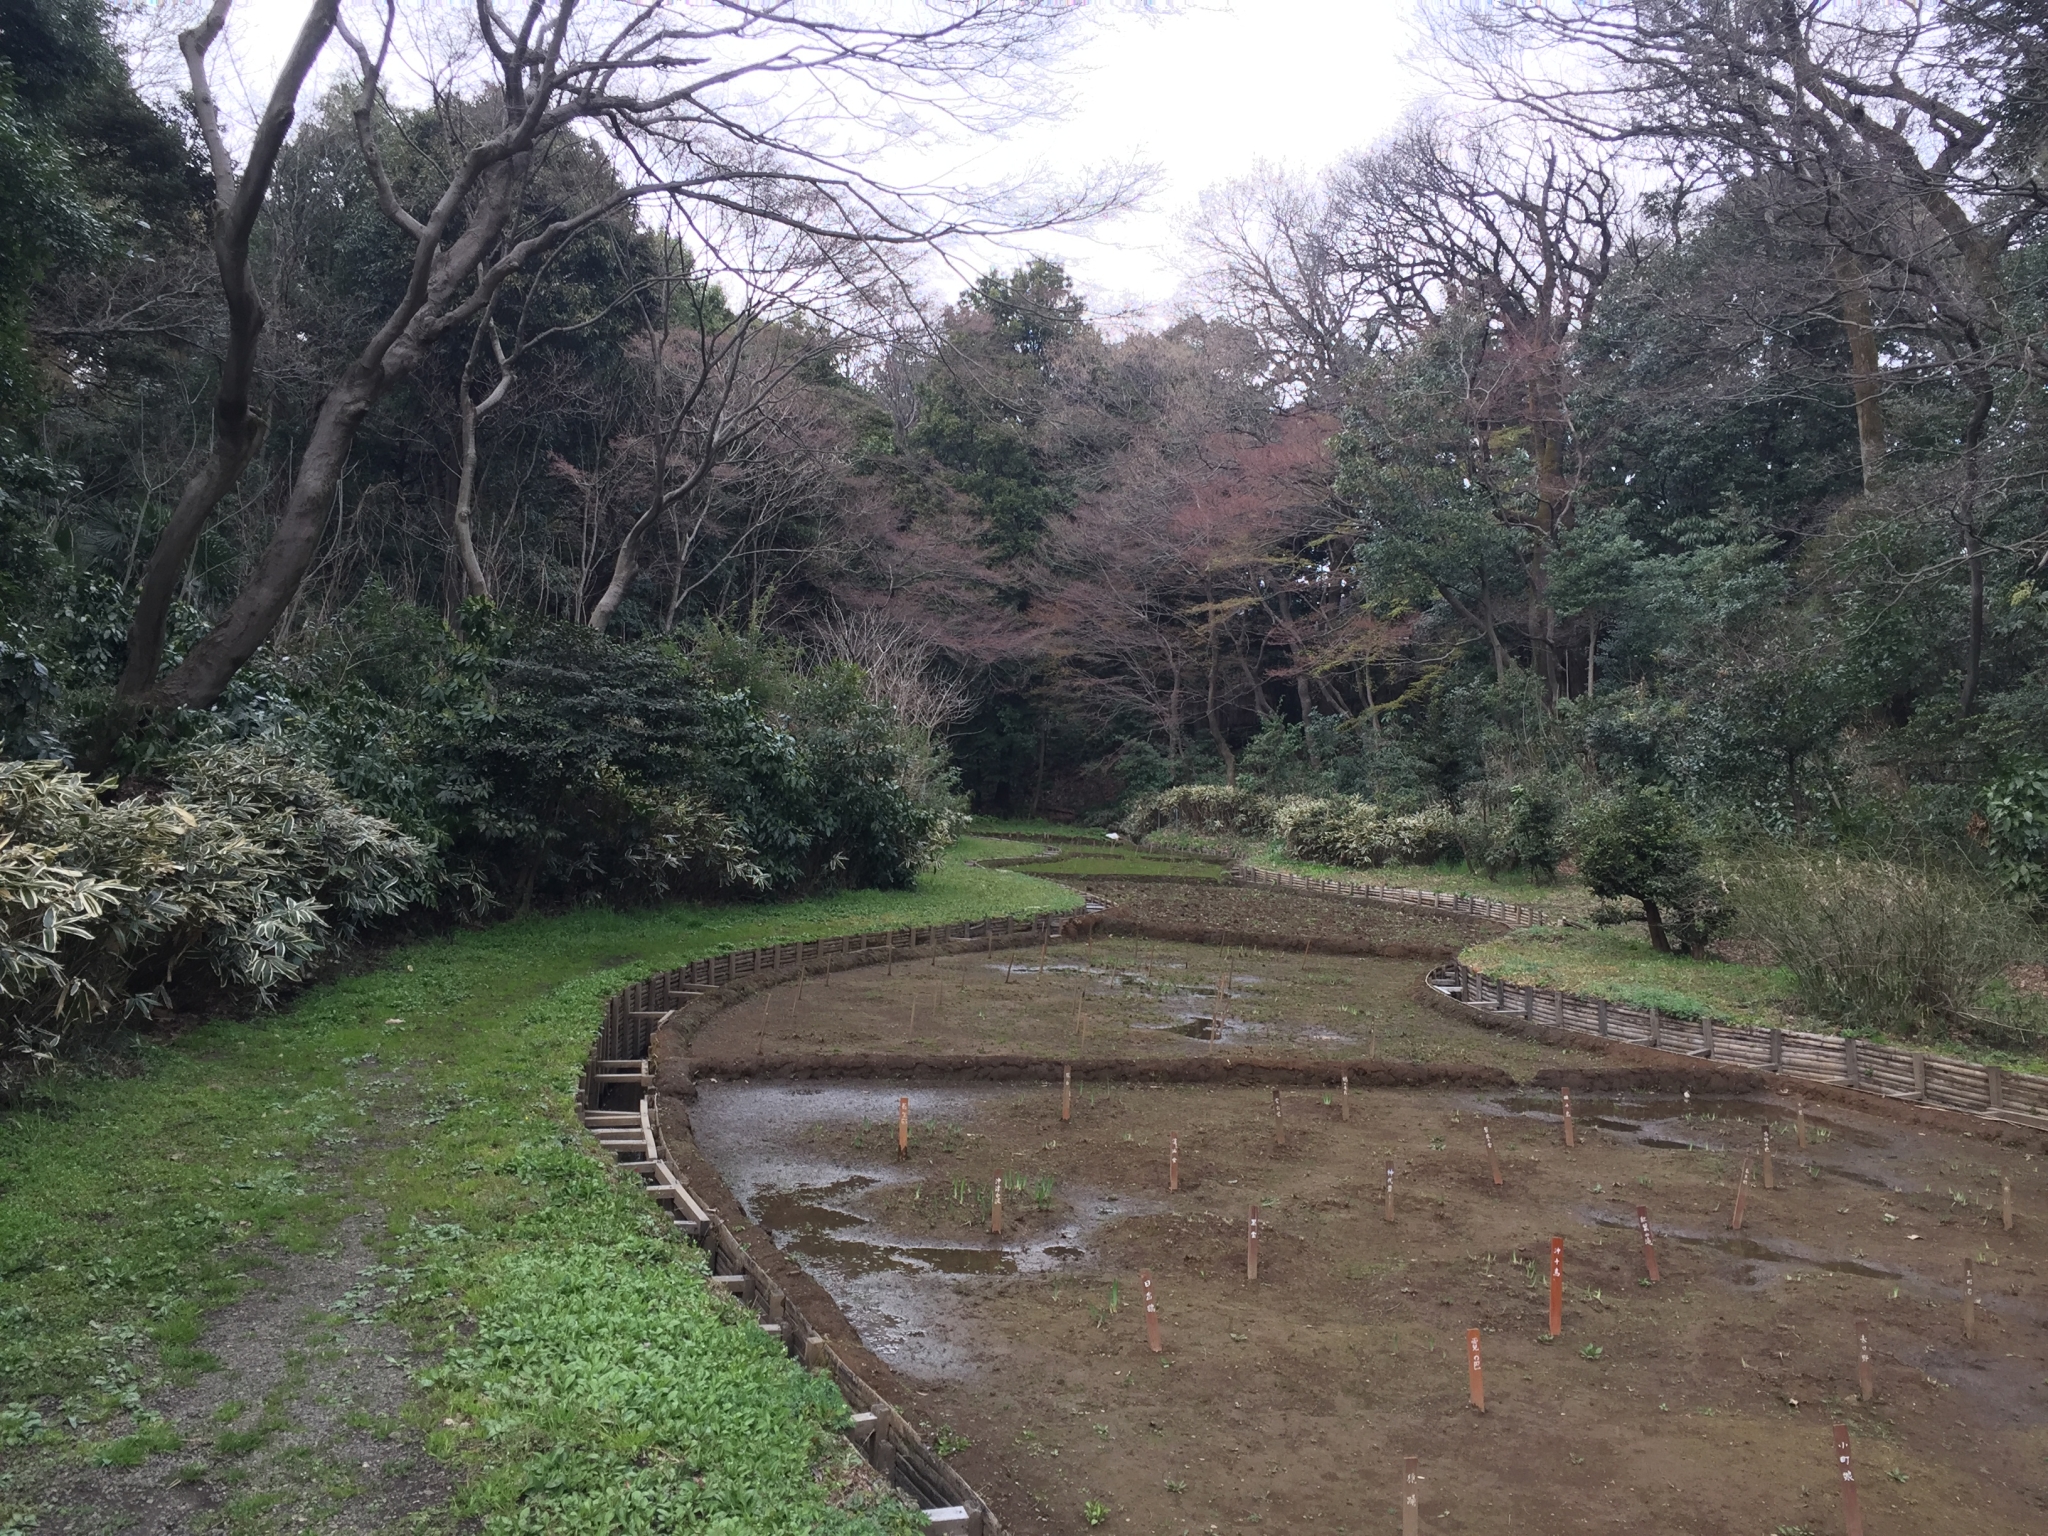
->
xmin=1584 ymin=1208 xmax=1899 ymax=1280
xmin=753 ymin=1176 xmax=1018 ymax=1277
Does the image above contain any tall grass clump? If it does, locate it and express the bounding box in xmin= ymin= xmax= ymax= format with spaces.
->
xmin=1736 ymin=856 xmax=2028 ymax=1041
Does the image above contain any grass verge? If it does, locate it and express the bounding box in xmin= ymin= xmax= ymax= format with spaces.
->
xmin=1457 ymin=925 xmax=1800 ymax=1028
xmin=0 ymin=849 xmax=1078 ymax=1533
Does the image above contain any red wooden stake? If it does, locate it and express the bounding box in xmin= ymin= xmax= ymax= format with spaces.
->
xmin=1383 ymin=1163 xmax=1396 ymax=1223
xmin=1730 ymin=1159 xmax=1752 ymax=1231
xmin=1142 ymin=1269 xmax=1162 ymax=1353
xmin=1272 ymin=1086 xmax=1284 ymax=1147
xmin=1466 ymin=1328 xmax=1485 ymax=1412
xmin=1856 ymin=1324 xmax=1873 ymax=1402
xmin=1402 ymin=1456 xmax=1420 ymax=1536
xmin=1561 ymin=1088 xmax=1576 ymax=1148
xmin=1833 ymin=1423 xmax=1865 ymax=1536
xmin=990 ymin=1177 xmax=1002 ymax=1236
xmin=1484 ymin=1125 xmax=1502 ymax=1189
xmin=1341 ymin=1073 xmax=1349 ymax=1121
xmin=896 ymin=1096 xmax=909 ymax=1159
xmin=1169 ymin=1135 xmax=1179 ymax=1193
xmin=1636 ymin=1205 xmax=1660 ymax=1283
xmin=1247 ymin=1205 xmax=1260 ymax=1281
xmin=1548 ymin=1237 xmax=1564 ymax=1337
xmin=1061 ymin=1065 xmax=1071 ymax=1124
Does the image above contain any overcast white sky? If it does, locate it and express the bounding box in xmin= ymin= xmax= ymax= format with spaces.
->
xmin=141 ymin=0 xmax=1428 ymax=320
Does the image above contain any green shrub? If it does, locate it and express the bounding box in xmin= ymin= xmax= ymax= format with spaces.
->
xmin=1736 ymin=856 xmax=2026 ymax=1041
xmin=0 ymin=746 xmax=430 ymax=1097
xmin=1985 ymin=763 xmax=2048 ymax=905
xmin=1461 ymin=781 xmax=1565 ymax=880
xmin=1572 ymin=786 xmax=1731 ymax=957
xmin=1269 ymin=794 xmax=1459 ymax=868
xmin=1119 ymin=783 xmax=1275 ymax=838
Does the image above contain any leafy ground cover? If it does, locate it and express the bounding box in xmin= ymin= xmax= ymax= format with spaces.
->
xmin=0 ymin=850 xmax=1078 ymax=1534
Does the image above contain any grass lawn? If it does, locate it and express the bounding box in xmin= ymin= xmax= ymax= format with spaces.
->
xmin=0 ymin=848 xmax=1078 ymax=1534
xmin=1458 ymin=925 xmax=1803 ymax=1028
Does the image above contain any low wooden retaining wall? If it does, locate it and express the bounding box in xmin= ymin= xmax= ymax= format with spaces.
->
xmin=578 ymin=910 xmax=1078 ymax=1536
xmin=1433 ymin=962 xmax=2048 ymax=1133
xmin=1233 ymin=864 xmax=1549 ymax=929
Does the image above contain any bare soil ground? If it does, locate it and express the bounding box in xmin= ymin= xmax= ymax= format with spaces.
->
xmin=689 ymin=1076 xmax=2045 ymax=1536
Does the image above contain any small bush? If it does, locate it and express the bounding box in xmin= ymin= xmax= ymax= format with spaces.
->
xmin=1736 ymin=856 xmax=2026 ymax=1040
xmin=1270 ymin=794 xmax=1459 ymax=869
xmin=1461 ymin=781 xmax=1565 ymax=880
xmin=1573 ymin=786 xmax=1730 ymax=957
xmin=0 ymin=746 xmax=431 ymax=1098
xmin=1985 ymin=764 xmax=2048 ymax=905
xmin=1119 ymin=784 xmax=1274 ymax=839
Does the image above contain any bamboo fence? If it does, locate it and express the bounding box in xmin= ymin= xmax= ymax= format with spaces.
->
xmin=1432 ymin=962 xmax=2048 ymax=1132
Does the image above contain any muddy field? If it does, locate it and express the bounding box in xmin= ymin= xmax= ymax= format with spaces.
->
xmin=688 ymin=1076 xmax=2045 ymax=1535
xmin=678 ymin=934 xmax=1577 ymax=1079
xmin=1084 ymin=879 xmax=1498 ymax=951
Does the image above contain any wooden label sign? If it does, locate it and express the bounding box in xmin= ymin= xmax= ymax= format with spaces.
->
xmin=1548 ymin=1237 xmax=1564 ymax=1337
xmin=1062 ymin=1064 xmax=1072 ymax=1124
xmin=1466 ymin=1328 xmax=1485 ymax=1412
xmin=1730 ymin=1160 xmax=1752 ymax=1231
xmin=1341 ymin=1073 xmax=1350 ymax=1121
xmin=1561 ymin=1088 xmax=1575 ymax=1148
xmin=1273 ymin=1086 xmax=1284 ymax=1147
xmin=1795 ymin=1105 xmax=1808 ymax=1149
xmin=990 ymin=1177 xmax=1002 ymax=1235
xmin=1964 ymin=1259 xmax=1976 ymax=1342
xmin=1169 ymin=1135 xmax=1180 ymax=1193
xmin=1833 ymin=1423 xmax=1864 ymax=1536
xmin=2003 ymin=1174 xmax=2013 ymax=1231
xmin=896 ymin=1096 xmax=909 ymax=1159
xmin=1636 ymin=1205 xmax=1660 ymax=1283
xmin=1402 ymin=1456 xmax=1420 ymax=1536
xmin=1247 ymin=1205 xmax=1260 ymax=1281
xmin=1484 ymin=1125 xmax=1502 ymax=1189
xmin=1856 ymin=1324 xmax=1873 ymax=1402
xmin=1383 ymin=1163 xmax=1396 ymax=1224
xmin=1762 ymin=1126 xmax=1774 ymax=1189
xmin=1141 ymin=1269 xmax=1163 ymax=1353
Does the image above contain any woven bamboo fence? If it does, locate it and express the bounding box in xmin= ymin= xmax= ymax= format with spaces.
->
xmin=1433 ymin=962 xmax=2048 ymax=1133
xmin=1233 ymin=864 xmax=1549 ymax=930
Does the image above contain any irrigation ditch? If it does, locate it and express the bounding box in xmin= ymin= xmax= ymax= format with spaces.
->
xmin=575 ymin=858 xmax=2045 ymax=1533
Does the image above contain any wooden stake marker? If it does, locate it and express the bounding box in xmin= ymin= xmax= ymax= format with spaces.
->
xmin=1856 ymin=1324 xmax=1873 ymax=1402
xmin=1383 ymin=1163 xmax=1396 ymax=1224
xmin=1561 ymin=1088 xmax=1575 ymax=1148
xmin=1169 ymin=1135 xmax=1179 ymax=1193
xmin=1402 ymin=1456 xmax=1420 ymax=1536
xmin=989 ymin=1177 xmax=1002 ymax=1236
xmin=1548 ymin=1237 xmax=1564 ymax=1337
xmin=1484 ymin=1125 xmax=1502 ymax=1189
xmin=1795 ymin=1105 xmax=1808 ymax=1149
xmin=1963 ymin=1259 xmax=1976 ymax=1342
xmin=1466 ymin=1328 xmax=1485 ymax=1412
xmin=1246 ymin=1205 xmax=1260 ymax=1281
xmin=1142 ymin=1269 xmax=1162 ymax=1354
xmin=1762 ymin=1126 xmax=1775 ymax=1190
xmin=2003 ymin=1173 xmax=2013 ymax=1231
xmin=1341 ymin=1073 xmax=1349 ymax=1121
xmin=896 ymin=1096 xmax=909 ymax=1159
xmin=1636 ymin=1204 xmax=1660 ymax=1283
xmin=1272 ymin=1086 xmax=1284 ymax=1147
xmin=1833 ymin=1423 xmax=1865 ymax=1536
xmin=1730 ymin=1159 xmax=1752 ymax=1231
xmin=1061 ymin=1065 xmax=1072 ymax=1124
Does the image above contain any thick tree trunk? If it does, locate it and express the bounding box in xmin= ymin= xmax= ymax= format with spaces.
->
xmin=1641 ymin=897 xmax=1671 ymax=954
xmin=1832 ymin=247 xmax=1887 ymax=492
xmin=143 ymin=368 xmax=379 ymax=709
xmin=451 ymin=385 xmax=491 ymax=600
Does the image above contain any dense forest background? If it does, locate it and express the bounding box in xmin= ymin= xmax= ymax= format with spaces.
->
xmin=5 ymin=0 xmax=2048 ymax=1084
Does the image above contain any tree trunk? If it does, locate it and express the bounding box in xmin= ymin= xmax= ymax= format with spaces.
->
xmin=1641 ymin=897 xmax=1671 ymax=954
xmin=1205 ymin=609 xmax=1236 ymax=786
xmin=1957 ymin=378 xmax=1994 ymax=718
xmin=589 ymin=502 xmax=661 ymax=634
xmin=451 ymin=384 xmax=491 ymax=600
xmin=1831 ymin=246 xmax=1887 ymax=492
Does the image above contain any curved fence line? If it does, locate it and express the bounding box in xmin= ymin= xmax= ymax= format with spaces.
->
xmin=580 ymin=911 xmax=1070 ymax=1536
xmin=1232 ymin=864 xmax=1550 ymax=930
xmin=1432 ymin=961 xmax=2048 ymax=1133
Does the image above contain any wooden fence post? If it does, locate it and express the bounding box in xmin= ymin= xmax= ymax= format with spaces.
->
xmin=1402 ymin=1457 xmax=1420 ymax=1536
xmin=1466 ymin=1329 xmax=1484 ymax=1412
xmin=1142 ymin=1269 xmax=1163 ymax=1353
xmin=1548 ymin=1237 xmax=1563 ymax=1337
xmin=1247 ymin=1206 xmax=1259 ymax=1281
xmin=1636 ymin=1205 xmax=1659 ymax=1283
xmin=1833 ymin=1424 xmax=1864 ymax=1536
